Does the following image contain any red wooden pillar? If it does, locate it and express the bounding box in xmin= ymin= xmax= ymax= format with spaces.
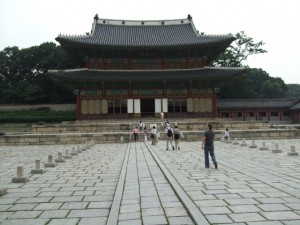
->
xmin=279 ymin=111 xmax=282 ymax=121
xmin=212 ymin=89 xmax=218 ymax=117
xmin=242 ymin=111 xmax=246 ymax=121
xmin=76 ymin=93 xmax=81 ymax=120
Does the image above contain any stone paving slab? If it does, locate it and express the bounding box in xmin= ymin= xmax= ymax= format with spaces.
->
xmin=0 ymin=138 xmax=299 ymax=224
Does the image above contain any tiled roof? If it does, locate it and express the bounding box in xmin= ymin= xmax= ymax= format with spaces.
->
xmin=56 ymin=17 xmax=235 ymax=48
xmin=217 ymin=99 xmax=296 ymax=109
xmin=290 ymin=101 xmax=300 ymax=110
xmin=48 ymin=67 xmax=244 ymax=82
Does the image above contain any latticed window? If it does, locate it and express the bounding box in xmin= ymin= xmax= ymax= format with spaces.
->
xmin=108 ymin=99 xmax=127 ymax=114
xmin=168 ymin=99 xmax=187 ymax=113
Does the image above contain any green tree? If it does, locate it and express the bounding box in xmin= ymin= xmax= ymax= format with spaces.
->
xmin=213 ymin=31 xmax=267 ymax=67
xmin=0 ymin=43 xmax=76 ymax=103
xmin=212 ymin=31 xmax=290 ymax=99
xmin=260 ymin=80 xmax=285 ymax=98
xmin=285 ymin=84 xmax=300 ymax=98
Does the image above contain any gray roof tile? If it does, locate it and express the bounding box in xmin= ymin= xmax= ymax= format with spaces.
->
xmin=217 ymin=99 xmax=296 ymax=109
xmin=48 ymin=67 xmax=244 ymax=82
xmin=56 ymin=18 xmax=235 ymax=48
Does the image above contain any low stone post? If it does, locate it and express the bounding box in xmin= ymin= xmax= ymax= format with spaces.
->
xmin=70 ymin=147 xmax=78 ymax=156
xmin=287 ymin=146 xmax=299 ymax=156
xmin=120 ymin=136 xmax=124 ymax=144
xmin=77 ymin=146 xmax=83 ymax=153
xmin=55 ymin=152 xmax=66 ymax=163
xmin=240 ymin=138 xmax=247 ymax=146
xmin=44 ymin=155 xmax=56 ymax=167
xmin=233 ymin=138 xmax=239 ymax=145
xmin=0 ymin=188 xmax=8 ymax=197
xmin=272 ymin=143 xmax=282 ymax=153
xmin=12 ymin=166 xmax=29 ymax=183
xmin=249 ymin=140 xmax=257 ymax=148
xmin=63 ymin=149 xmax=72 ymax=159
xmin=31 ymin=159 xmax=44 ymax=174
xmin=259 ymin=142 xmax=269 ymax=151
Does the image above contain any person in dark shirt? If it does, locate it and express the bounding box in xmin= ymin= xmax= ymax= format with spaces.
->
xmin=202 ymin=123 xmax=218 ymax=169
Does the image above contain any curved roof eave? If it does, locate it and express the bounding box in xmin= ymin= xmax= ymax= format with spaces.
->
xmin=48 ymin=67 xmax=245 ymax=83
xmin=56 ymin=16 xmax=235 ymax=49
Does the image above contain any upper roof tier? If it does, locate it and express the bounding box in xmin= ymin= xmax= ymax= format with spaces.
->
xmin=56 ymin=14 xmax=235 ymax=49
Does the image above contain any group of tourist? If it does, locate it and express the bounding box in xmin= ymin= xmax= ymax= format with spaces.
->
xmin=132 ymin=119 xmax=184 ymax=150
xmin=132 ymin=120 xmax=219 ymax=170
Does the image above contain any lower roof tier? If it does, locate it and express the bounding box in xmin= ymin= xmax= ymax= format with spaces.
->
xmin=48 ymin=67 xmax=245 ymax=91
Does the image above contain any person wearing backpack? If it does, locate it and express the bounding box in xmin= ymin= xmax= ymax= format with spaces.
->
xmin=164 ymin=124 xmax=174 ymax=150
xmin=173 ymin=125 xmax=184 ymax=150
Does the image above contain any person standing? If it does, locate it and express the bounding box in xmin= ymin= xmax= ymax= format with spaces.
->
xmin=160 ymin=112 xmax=164 ymax=121
xmin=224 ymin=128 xmax=230 ymax=141
xmin=202 ymin=123 xmax=217 ymax=169
xmin=133 ymin=127 xmax=139 ymax=142
xmin=139 ymin=121 xmax=143 ymax=132
xmin=165 ymin=124 xmax=174 ymax=150
xmin=173 ymin=125 xmax=184 ymax=150
xmin=150 ymin=126 xmax=157 ymax=145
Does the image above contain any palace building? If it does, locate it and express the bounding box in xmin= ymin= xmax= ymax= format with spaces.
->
xmin=48 ymin=14 xmax=245 ymax=120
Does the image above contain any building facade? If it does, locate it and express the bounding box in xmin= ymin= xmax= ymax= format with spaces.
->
xmin=217 ymin=98 xmax=300 ymax=123
xmin=48 ymin=14 xmax=244 ymax=120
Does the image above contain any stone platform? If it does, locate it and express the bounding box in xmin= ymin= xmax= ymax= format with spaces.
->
xmin=1 ymin=128 xmax=300 ymax=146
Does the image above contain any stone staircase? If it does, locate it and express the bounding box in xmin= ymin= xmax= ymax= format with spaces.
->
xmin=1 ymin=119 xmax=299 ymax=146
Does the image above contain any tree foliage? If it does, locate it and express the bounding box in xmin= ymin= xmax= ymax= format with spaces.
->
xmin=213 ymin=31 xmax=267 ymax=67
xmin=285 ymin=84 xmax=300 ymax=99
xmin=0 ymin=42 xmax=76 ymax=104
xmin=213 ymin=31 xmax=289 ymax=99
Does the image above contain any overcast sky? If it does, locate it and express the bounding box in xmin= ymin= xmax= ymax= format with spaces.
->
xmin=1 ymin=0 xmax=299 ymax=84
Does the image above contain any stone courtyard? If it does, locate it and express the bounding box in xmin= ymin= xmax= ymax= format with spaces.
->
xmin=0 ymin=138 xmax=300 ymax=225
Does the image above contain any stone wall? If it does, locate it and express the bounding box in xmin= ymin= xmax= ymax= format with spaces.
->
xmin=32 ymin=120 xmax=269 ymax=134
xmin=1 ymin=129 xmax=299 ymax=146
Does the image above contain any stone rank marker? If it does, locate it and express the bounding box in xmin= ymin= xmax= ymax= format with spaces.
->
xmin=55 ymin=152 xmax=66 ymax=163
xmin=259 ymin=142 xmax=269 ymax=151
xmin=70 ymin=147 xmax=78 ymax=156
xmin=232 ymin=138 xmax=239 ymax=145
xmin=31 ymin=159 xmax=44 ymax=174
xmin=63 ymin=149 xmax=73 ymax=159
xmin=240 ymin=138 xmax=247 ymax=146
xmin=0 ymin=188 xmax=8 ymax=197
xmin=249 ymin=140 xmax=257 ymax=148
xmin=44 ymin=155 xmax=56 ymax=167
xmin=287 ymin=146 xmax=299 ymax=156
xmin=272 ymin=143 xmax=282 ymax=153
xmin=12 ymin=165 xmax=29 ymax=183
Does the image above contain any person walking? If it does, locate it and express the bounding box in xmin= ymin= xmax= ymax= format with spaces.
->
xmin=133 ymin=127 xmax=139 ymax=142
xmin=165 ymin=124 xmax=174 ymax=150
xmin=150 ymin=126 xmax=157 ymax=145
xmin=202 ymin=123 xmax=218 ymax=169
xmin=173 ymin=125 xmax=184 ymax=150
xmin=143 ymin=127 xmax=148 ymax=142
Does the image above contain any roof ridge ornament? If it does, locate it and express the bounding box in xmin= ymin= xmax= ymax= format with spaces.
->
xmin=94 ymin=14 xmax=99 ymax=21
xmin=187 ymin=14 xmax=192 ymax=21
